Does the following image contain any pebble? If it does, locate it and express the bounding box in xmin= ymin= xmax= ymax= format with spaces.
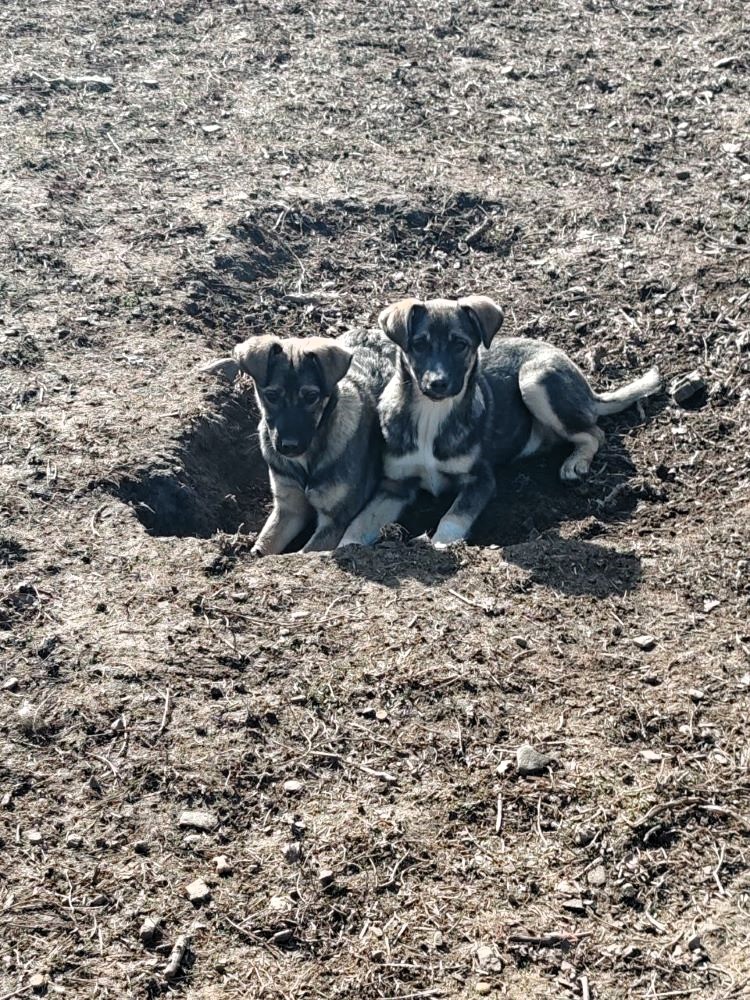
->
xmin=133 ymin=839 xmax=150 ymax=855
xmin=214 ymin=855 xmax=233 ymax=877
xmin=2 ymin=676 xmax=19 ymax=691
xmin=670 ymin=370 xmax=706 ymax=405
xmin=26 ymin=829 xmax=43 ymax=844
xmin=561 ymin=897 xmax=587 ymax=912
xmin=475 ymin=983 xmax=492 ymax=995
xmin=269 ymin=895 xmax=292 ymax=912
xmin=139 ymin=915 xmax=161 ymax=946
xmin=632 ymin=634 xmax=657 ymax=651
xmin=675 ymin=168 xmax=691 ymax=181
xmin=66 ymin=833 xmax=83 ymax=848
xmin=587 ymin=864 xmax=607 ymax=887
xmin=178 ymin=809 xmax=218 ymax=832
xmin=641 ymin=749 xmax=667 ymax=763
xmin=201 ymin=123 xmax=221 ymax=134
xmin=689 ymin=688 xmax=705 ymax=702
xmin=283 ymin=779 xmax=304 ymax=794
xmin=476 ymin=945 xmax=494 ymax=965
xmin=142 ymin=79 xmax=160 ymax=89
xmin=516 ymin=744 xmax=554 ymax=776
xmin=30 ymin=973 xmax=46 ymax=994
xmin=186 ymin=878 xmax=211 ymax=904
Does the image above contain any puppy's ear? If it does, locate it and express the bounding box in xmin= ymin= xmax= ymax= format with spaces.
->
xmin=458 ymin=296 xmax=504 ymax=348
xmin=308 ymin=341 xmax=353 ymax=395
xmin=233 ymin=336 xmax=282 ymax=385
xmin=199 ymin=357 xmax=241 ymax=381
xmin=378 ymin=298 xmax=423 ymax=348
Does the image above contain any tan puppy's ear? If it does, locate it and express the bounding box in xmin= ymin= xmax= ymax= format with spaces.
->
xmin=378 ymin=298 xmax=423 ymax=348
xmin=199 ymin=356 xmax=240 ymax=381
xmin=458 ymin=295 xmax=504 ymax=348
xmin=306 ymin=340 xmax=352 ymax=395
xmin=233 ymin=335 xmax=282 ymax=384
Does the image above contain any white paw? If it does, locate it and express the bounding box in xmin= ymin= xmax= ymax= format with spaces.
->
xmin=560 ymin=457 xmax=591 ymax=482
xmin=431 ymin=518 xmax=469 ymax=548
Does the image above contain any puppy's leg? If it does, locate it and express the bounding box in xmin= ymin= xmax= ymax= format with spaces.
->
xmin=559 ymin=426 xmax=605 ymax=482
xmin=253 ymin=474 xmax=312 ymax=556
xmin=303 ymin=515 xmax=346 ymax=553
xmin=518 ymin=357 xmax=603 ymax=483
xmin=338 ymin=478 xmax=419 ymax=547
xmin=432 ymin=462 xmax=495 ymax=548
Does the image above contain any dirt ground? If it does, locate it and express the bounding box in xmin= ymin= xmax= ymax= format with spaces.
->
xmin=1 ymin=1 xmax=749 ymax=998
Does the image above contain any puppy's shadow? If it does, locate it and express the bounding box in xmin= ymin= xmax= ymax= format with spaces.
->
xmin=334 ymin=425 xmax=656 ymax=596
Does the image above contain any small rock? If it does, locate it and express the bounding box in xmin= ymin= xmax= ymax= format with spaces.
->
xmin=675 ymin=168 xmax=691 ymax=181
xmin=689 ymin=688 xmax=705 ymax=702
xmin=318 ymin=868 xmax=335 ymax=887
xmin=283 ymin=779 xmax=304 ymax=794
xmin=516 ymin=743 xmax=554 ymax=776
xmin=139 ymin=915 xmax=161 ymax=946
xmin=670 ymin=370 xmax=706 ymax=405
xmin=496 ymin=760 xmax=513 ymax=776
xmin=178 ymin=809 xmax=218 ymax=832
xmin=561 ymin=898 xmax=587 ymax=912
xmin=269 ymin=895 xmax=292 ymax=912
xmin=375 ymin=709 xmax=389 ymax=722
xmin=133 ymin=839 xmax=150 ymax=855
xmin=2 ymin=676 xmax=19 ymax=691
xmin=632 ymin=634 xmax=656 ymax=651
xmin=186 ymin=878 xmax=211 ymax=904
xmin=26 ymin=829 xmax=43 ymax=844
xmin=703 ymin=598 xmax=720 ymax=613
xmin=66 ymin=833 xmax=83 ymax=848
xmin=282 ymin=842 xmax=301 ymax=863
xmin=30 ymin=973 xmax=47 ymax=994
xmin=587 ymin=864 xmax=607 ymax=887
xmin=110 ymin=715 xmax=126 ymax=733
xmin=214 ymin=855 xmax=233 ymax=877
xmin=142 ymin=79 xmax=160 ymax=89
xmin=722 ymin=142 xmax=742 ymax=155
xmin=687 ymin=933 xmax=702 ymax=951
xmin=640 ymin=749 xmax=667 ymax=763
xmin=201 ymin=123 xmax=221 ymax=134
xmin=475 ymin=983 xmax=492 ymax=996
xmin=476 ymin=945 xmax=494 ymax=965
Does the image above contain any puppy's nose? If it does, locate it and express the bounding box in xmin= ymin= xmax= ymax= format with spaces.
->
xmin=278 ymin=437 xmax=301 ymax=455
xmin=424 ymin=374 xmax=449 ymax=397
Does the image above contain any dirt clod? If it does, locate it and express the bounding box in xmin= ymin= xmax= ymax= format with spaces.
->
xmin=516 ymin=744 xmax=554 ymax=776
xmin=178 ymin=809 xmax=218 ymax=832
xmin=670 ymin=370 xmax=707 ymax=405
xmin=186 ymin=878 xmax=211 ymax=904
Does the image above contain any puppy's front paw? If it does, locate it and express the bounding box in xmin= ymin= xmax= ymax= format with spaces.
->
xmin=250 ymin=545 xmax=265 ymax=558
xmin=431 ymin=517 xmax=469 ymax=549
xmin=559 ymin=457 xmax=591 ymax=483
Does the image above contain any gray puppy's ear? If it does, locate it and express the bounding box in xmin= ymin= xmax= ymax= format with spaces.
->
xmin=301 ymin=337 xmax=352 ymax=395
xmin=233 ymin=335 xmax=282 ymax=384
xmin=199 ymin=357 xmax=241 ymax=381
xmin=378 ymin=297 xmax=423 ymax=348
xmin=458 ymin=295 xmax=504 ymax=348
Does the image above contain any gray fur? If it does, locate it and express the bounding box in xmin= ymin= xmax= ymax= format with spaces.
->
xmin=200 ymin=328 xmax=396 ymax=555
xmin=341 ymin=297 xmax=661 ymax=548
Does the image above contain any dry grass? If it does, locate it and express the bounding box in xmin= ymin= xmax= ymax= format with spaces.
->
xmin=1 ymin=1 xmax=749 ymax=998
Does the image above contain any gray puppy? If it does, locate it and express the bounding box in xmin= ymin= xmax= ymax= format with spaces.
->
xmin=201 ymin=329 xmax=395 ymax=555
xmin=340 ymin=296 xmax=661 ymax=549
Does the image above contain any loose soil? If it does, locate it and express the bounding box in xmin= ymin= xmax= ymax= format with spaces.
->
xmin=1 ymin=2 xmax=749 ymax=999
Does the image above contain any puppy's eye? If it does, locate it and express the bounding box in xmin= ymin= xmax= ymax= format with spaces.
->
xmin=451 ymin=338 xmax=469 ymax=353
xmin=412 ymin=337 xmax=429 ymax=354
xmin=262 ymin=388 xmax=282 ymax=405
xmin=300 ymin=388 xmax=320 ymax=406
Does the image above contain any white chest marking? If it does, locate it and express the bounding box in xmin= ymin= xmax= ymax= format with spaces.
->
xmin=384 ymin=396 xmax=477 ymax=496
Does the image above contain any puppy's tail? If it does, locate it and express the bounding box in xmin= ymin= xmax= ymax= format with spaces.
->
xmin=594 ymin=367 xmax=661 ymax=416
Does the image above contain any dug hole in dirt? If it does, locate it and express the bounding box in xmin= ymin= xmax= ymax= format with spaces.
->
xmin=1 ymin=2 xmax=749 ymax=999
